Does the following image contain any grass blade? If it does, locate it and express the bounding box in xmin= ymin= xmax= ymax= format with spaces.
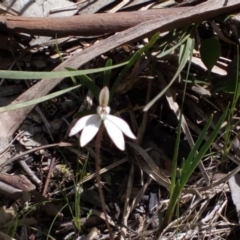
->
xmin=0 ymin=85 xmax=81 ymax=113
xmin=104 ymin=59 xmax=112 ymax=87
xmin=144 ymin=36 xmax=194 ymax=112
xmin=0 ymin=61 xmax=127 ymax=80
xmin=110 ymin=32 xmax=159 ymax=99
xmin=164 ymin=108 xmax=228 ymax=227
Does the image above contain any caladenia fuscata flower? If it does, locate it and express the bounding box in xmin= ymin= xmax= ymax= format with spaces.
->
xmin=69 ymin=86 xmax=136 ymax=150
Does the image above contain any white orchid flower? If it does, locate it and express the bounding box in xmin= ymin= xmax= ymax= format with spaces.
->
xmin=69 ymin=86 xmax=136 ymax=150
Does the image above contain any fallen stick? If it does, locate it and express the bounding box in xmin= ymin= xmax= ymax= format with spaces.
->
xmin=0 ymin=8 xmax=189 ymax=36
xmin=0 ymin=0 xmax=240 ymax=162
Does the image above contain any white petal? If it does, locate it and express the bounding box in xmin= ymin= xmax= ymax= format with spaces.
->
xmin=105 ymin=115 xmax=136 ymax=139
xmin=69 ymin=115 xmax=97 ymax=136
xmin=99 ymin=86 xmax=109 ymax=107
xmin=80 ymin=116 xmax=102 ymax=147
xmin=104 ymin=118 xmax=125 ymax=150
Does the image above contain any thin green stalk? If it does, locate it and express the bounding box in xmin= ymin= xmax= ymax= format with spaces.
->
xmin=165 ymin=37 xmax=194 ymax=228
xmin=95 ymin=124 xmax=114 ymax=240
xmin=223 ymin=45 xmax=240 ymax=156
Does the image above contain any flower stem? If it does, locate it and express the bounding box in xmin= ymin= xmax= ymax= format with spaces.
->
xmin=95 ymin=124 xmax=114 ymax=239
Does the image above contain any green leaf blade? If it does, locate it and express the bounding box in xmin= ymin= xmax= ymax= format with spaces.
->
xmin=200 ymin=37 xmax=221 ymax=72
